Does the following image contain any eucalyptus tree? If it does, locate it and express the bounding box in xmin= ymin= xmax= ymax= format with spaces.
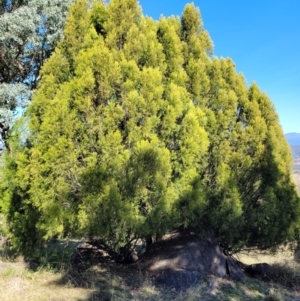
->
xmin=0 ymin=0 xmax=73 ymax=149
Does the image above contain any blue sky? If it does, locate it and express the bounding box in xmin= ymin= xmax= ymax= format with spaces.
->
xmin=139 ymin=0 xmax=300 ymax=134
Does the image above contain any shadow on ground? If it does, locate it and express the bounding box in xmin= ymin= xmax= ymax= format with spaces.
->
xmin=2 ymin=235 xmax=300 ymax=300
xmin=39 ymin=235 xmax=300 ymax=301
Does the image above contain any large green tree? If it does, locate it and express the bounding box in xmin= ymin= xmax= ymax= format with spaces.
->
xmin=1 ymin=0 xmax=299 ymax=257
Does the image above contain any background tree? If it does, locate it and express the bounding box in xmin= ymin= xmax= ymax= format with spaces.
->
xmin=0 ymin=0 xmax=73 ymax=150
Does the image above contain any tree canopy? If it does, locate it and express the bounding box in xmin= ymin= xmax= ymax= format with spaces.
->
xmin=1 ymin=0 xmax=299 ymax=257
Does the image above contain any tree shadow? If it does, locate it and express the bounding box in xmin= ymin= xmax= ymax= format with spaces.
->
xmin=40 ymin=232 xmax=280 ymax=301
xmin=47 ymin=259 xmax=166 ymax=301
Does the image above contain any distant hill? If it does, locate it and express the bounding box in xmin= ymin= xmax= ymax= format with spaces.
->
xmin=285 ymin=133 xmax=300 ymax=173
xmin=291 ymin=145 xmax=300 ymax=160
xmin=291 ymin=147 xmax=300 ymax=173
xmin=285 ymin=133 xmax=300 ymax=146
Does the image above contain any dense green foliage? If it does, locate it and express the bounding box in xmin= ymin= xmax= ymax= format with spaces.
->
xmin=1 ymin=0 xmax=299 ymax=256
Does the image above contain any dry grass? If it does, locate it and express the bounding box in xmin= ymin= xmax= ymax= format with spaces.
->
xmin=0 ymin=259 xmax=300 ymax=300
xmin=0 ymin=261 xmax=94 ymax=301
xmin=1 ymin=242 xmax=300 ymax=301
xmin=236 ymin=244 xmax=295 ymax=265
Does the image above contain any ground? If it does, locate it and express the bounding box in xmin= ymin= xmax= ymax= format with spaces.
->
xmin=1 ymin=233 xmax=300 ymax=300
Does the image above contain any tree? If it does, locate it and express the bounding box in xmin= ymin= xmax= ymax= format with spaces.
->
xmin=0 ymin=0 xmax=73 ymax=150
xmin=0 ymin=0 xmax=209 ymax=256
xmin=186 ymin=55 xmax=299 ymax=250
xmin=1 ymin=0 xmax=299 ymax=257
